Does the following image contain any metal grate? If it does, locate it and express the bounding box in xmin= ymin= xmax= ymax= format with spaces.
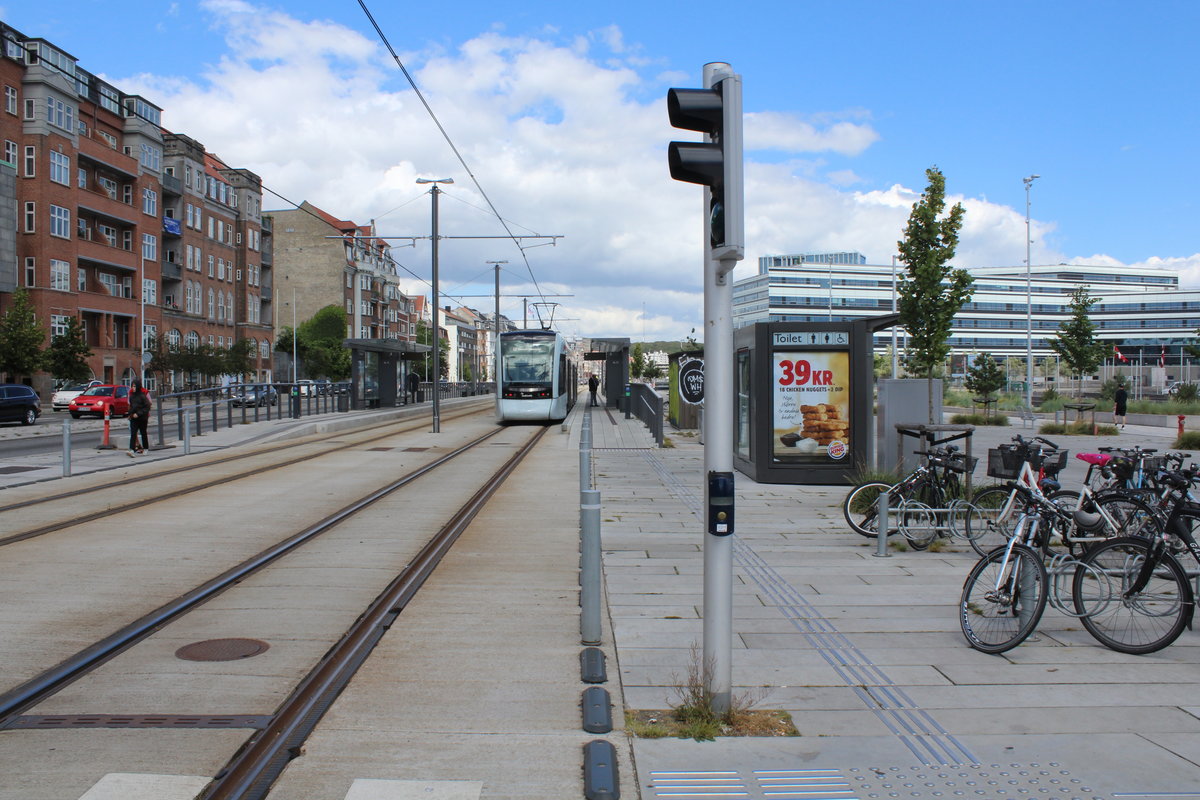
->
xmin=4 ymin=714 xmax=270 ymax=730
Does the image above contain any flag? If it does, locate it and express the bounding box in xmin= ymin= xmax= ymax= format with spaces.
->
xmin=1114 ymin=346 xmax=1128 ymax=363
xmin=1160 ymin=345 xmax=1166 ymax=368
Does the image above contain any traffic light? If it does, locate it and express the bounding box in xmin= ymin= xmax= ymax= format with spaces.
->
xmin=667 ymin=64 xmax=744 ymax=261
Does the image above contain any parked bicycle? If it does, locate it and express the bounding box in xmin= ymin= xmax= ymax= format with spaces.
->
xmin=1073 ymin=466 xmax=1200 ymax=654
xmin=842 ymin=444 xmax=975 ymax=550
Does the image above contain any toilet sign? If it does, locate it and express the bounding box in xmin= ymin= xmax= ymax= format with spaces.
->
xmin=679 ymin=358 xmax=704 ymax=405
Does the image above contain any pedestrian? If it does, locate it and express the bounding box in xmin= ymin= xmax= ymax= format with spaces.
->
xmin=588 ymin=373 xmax=599 ymax=407
xmin=1114 ymin=383 xmax=1128 ymax=429
xmin=127 ymin=380 xmax=151 ymax=456
xmin=406 ymin=371 xmax=420 ymax=404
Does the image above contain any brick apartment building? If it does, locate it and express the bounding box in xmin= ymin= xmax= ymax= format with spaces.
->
xmin=0 ymin=22 xmax=274 ymax=394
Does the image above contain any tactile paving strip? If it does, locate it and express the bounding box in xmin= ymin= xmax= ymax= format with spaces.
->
xmin=646 ymin=763 xmax=1102 ymax=800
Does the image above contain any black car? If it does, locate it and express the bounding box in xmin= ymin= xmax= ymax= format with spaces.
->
xmin=231 ymin=385 xmax=278 ymax=407
xmin=0 ymin=384 xmax=41 ymax=426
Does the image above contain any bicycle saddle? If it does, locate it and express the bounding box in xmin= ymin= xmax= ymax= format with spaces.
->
xmin=1076 ymin=453 xmax=1111 ymax=466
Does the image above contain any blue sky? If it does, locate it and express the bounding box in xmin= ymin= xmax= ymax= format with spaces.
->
xmin=5 ymin=0 xmax=1197 ymax=339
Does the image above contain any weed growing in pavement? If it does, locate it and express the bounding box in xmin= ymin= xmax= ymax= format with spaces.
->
xmin=624 ymin=644 xmax=798 ymax=741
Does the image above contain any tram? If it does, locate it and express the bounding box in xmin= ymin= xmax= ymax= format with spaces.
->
xmin=495 ymin=329 xmax=577 ymax=422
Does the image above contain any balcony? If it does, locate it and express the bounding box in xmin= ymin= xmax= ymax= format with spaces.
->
xmin=161 ymin=172 xmax=183 ymax=196
xmin=260 ymin=284 xmax=272 ymax=301
xmin=161 ymin=259 xmax=182 ymax=280
xmin=76 ymin=236 xmax=137 ymax=272
xmin=260 ymin=216 xmax=272 ymax=233
xmin=76 ymin=187 xmax=137 ymax=226
xmin=260 ymin=248 xmax=273 ymax=266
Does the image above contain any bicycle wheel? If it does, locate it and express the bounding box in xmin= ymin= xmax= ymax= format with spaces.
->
xmin=1074 ymin=536 xmax=1193 ymax=654
xmin=960 ymin=543 xmax=1049 ymax=654
xmin=842 ymin=482 xmax=894 ymax=538
xmin=964 ymin=485 xmax=1019 ymax=557
xmin=1094 ymin=493 xmax=1163 ymax=540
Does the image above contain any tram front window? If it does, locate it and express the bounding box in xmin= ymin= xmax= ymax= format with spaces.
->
xmin=501 ymin=335 xmax=555 ymax=396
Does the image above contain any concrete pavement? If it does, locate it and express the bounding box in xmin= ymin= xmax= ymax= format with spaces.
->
xmin=574 ymin=406 xmax=1200 ymax=800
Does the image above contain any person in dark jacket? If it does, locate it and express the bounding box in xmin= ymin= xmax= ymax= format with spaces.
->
xmin=1114 ymin=384 xmax=1128 ymax=428
xmin=406 ymin=371 xmax=420 ymax=404
xmin=128 ymin=380 xmax=151 ymax=455
xmin=587 ymin=373 xmax=600 ymax=407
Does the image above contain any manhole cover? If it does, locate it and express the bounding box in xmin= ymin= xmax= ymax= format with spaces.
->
xmin=175 ymin=638 xmax=270 ymax=662
xmin=0 ymin=465 xmax=42 ymax=474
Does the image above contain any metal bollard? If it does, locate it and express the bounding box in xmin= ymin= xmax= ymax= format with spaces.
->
xmin=62 ymin=417 xmax=71 ymax=477
xmin=183 ymin=413 xmax=192 ymax=455
xmin=580 ymin=488 xmax=602 ymax=645
xmin=873 ymin=491 xmax=891 ymax=558
xmin=580 ymin=448 xmax=592 ymax=492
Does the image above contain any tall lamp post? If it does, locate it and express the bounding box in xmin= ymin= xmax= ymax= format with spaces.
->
xmin=417 ymin=177 xmax=454 ymax=433
xmin=1023 ymin=174 xmax=1039 ymax=410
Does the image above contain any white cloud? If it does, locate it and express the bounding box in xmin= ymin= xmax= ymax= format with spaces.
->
xmin=112 ymin=3 xmax=1184 ymax=339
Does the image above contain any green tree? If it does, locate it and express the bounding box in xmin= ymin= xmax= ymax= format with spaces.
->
xmin=415 ymin=321 xmax=449 ymax=380
xmin=964 ymin=353 xmax=1005 ymax=417
xmin=896 ymin=167 xmax=972 ymax=422
xmin=630 ymin=342 xmax=650 ymax=380
xmin=41 ymin=316 xmax=94 ymax=384
xmin=223 ymin=338 xmax=256 ymax=382
xmin=0 ymin=288 xmax=45 ymax=383
xmin=1048 ymin=286 xmax=1107 ymax=398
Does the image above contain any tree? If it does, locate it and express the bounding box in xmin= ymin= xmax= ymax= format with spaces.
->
xmin=415 ymin=321 xmax=449 ymax=380
xmin=630 ymin=342 xmax=650 ymax=380
xmin=223 ymin=338 xmax=256 ymax=382
xmin=41 ymin=316 xmax=94 ymax=384
xmin=0 ymin=288 xmax=45 ymax=383
xmin=964 ymin=353 xmax=1005 ymax=417
xmin=1049 ymin=286 xmax=1107 ymax=397
xmin=896 ymin=166 xmax=972 ymax=422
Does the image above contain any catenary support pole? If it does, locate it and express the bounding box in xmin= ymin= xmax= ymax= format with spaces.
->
xmin=580 ymin=488 xmax=602 ymax=645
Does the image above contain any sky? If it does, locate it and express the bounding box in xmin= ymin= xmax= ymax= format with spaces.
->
xmin=5 ymin=0 xmax=1198 ymax=342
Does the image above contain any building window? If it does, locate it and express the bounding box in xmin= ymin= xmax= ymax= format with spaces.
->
xmin=3 ymin=85 xmax=15 ymax=115
xmin=23 ymin=97 xmax=35 ymax=120
xmin=208 ymin=289 xmax=215 ymax=319
xmin=45 ymin=96 xmax=75 ymax=132
xmin=50 ymin=205 xmax=71 ymax=238
xmin=51 ymin=315 xmax=70 ymax=339
xmin=50 ymin=151 xmax=69 ymax=185
xmin=23 ymin=257 xmax=35 ymax=287
xmin=98 ymin=271 xmax=118 ymax=297
xmin=23 ymin=202 xmax=35 ymax=233
xmin=142 ymin=187 xmax=157 ymax=215
xmin=143 ymin=278 xmax=157 ymax=305
xmin=207 ymin=255 xmax=214 ymax=277
xmin=142 ymin=233 xmax=157 ymax=261
xmin=50 ymin=259 xmax=70 ymax=291
xmin=139 ymin=143 xmax=161 ymax=171
xmin=4 ymin=139 xmax=16 ymax=165
xmin=77 ymin=267 xmax=86 ymax=292
xmin=23 ymin=145 xmax=34 ymax=177
xmin=77 ymin=166 xmax=86 ymax=188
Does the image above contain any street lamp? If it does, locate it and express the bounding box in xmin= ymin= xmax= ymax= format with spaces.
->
xmin=1023 ymin=174 xmax=1039 ymax=410
xmin=417 ymin=177 xmax=454 ymax=432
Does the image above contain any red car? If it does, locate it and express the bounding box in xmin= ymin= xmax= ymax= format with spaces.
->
xmin=68 ymin=384 xmax=132 ymax=419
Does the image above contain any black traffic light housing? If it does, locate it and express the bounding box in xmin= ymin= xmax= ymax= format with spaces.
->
xmin=667 ymin=66 xmax=743 ymax=260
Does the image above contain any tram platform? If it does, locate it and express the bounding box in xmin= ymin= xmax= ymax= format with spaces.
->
xmin=4 ymin=395 xmax=1200 ymax=799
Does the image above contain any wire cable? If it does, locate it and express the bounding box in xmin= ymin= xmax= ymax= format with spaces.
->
xmin=355 ymin=0 xmax=548 ymax=306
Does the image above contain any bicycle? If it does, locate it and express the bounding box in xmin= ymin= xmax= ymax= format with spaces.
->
xmin=842 ymin=445 xmax=974 ymax=549
xmin=960 ymin=482 xmax=1118 ymax=654
xmin=1072 ymin=467 xmax=1200 ymax=654
xmin=961 ymin=435 xmax=1069 ymax=556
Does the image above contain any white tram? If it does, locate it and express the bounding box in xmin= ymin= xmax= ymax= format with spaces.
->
xmin=495 ymin=329 xmax=577 ymax=422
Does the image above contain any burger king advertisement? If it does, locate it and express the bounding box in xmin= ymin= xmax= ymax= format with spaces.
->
xmin=772 ymin=351 xmax=851 ymax=462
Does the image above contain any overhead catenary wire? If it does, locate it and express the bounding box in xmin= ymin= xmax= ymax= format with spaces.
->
xmin=355 ymin=0 xmax=548 ymax=307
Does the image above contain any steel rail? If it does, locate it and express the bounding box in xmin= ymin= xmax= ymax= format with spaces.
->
xmin=0 ymin=425 xmax=510 ymax=726
xmin=202 ymin=425 xmax=548 ymax=799
xmin=0 ymin=404 xmax=489 ymax=546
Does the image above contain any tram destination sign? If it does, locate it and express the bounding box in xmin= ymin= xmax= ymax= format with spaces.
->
xmin=584 ymin=352 xmax=607 ymax=361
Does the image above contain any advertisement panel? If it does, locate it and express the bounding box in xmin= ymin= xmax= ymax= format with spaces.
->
xmin=772 ymin=351 xmax=850 ymax=462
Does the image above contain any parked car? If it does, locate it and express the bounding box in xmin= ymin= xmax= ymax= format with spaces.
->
xmin=231 ymin=386 xmax=278 ymax=407
xmin=51 ymin=380 xmax=102 ymax=411
xmin=68 ymin=384 xmax=132 ymax=418
xmin=0 ymin=383 xmax=41 ymax=426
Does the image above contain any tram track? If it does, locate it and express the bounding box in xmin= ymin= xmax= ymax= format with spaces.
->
xmin=0 ymin=421 xmax=543 ymax=735
xmin=0 ymin=403 xmax=490 ymax=547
